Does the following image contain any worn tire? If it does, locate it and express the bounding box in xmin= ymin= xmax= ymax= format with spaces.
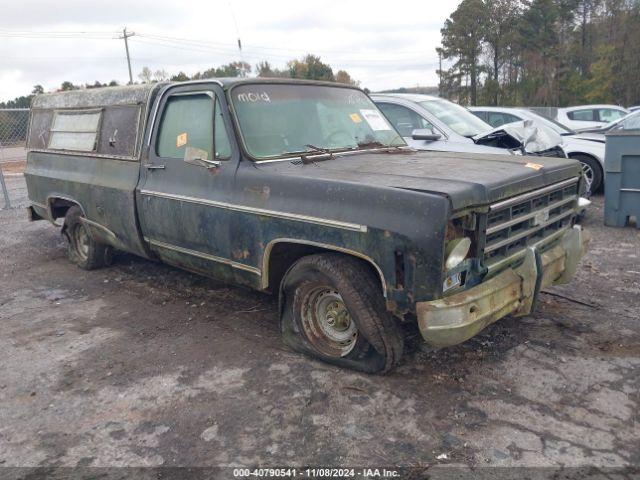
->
xmin=63 ymin=206 xmax=113 ymax=270
xmin=571 ymin=154 xmax=603 ymax=195
xmin=280 ymin=253 xmax=404 ymax=373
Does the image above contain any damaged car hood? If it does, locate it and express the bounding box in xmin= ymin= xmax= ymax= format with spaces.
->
xmin=261 ymin=149 xmax=581 ymax=211
xmin=473 ymin=120 xmax=564 ymax=153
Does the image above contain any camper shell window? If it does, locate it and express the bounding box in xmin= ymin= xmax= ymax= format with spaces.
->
xmin=48 ymin=110 xmax=102 ymax=152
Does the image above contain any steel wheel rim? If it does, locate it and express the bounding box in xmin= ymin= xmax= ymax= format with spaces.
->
xmin=300 ymin=286 xmax=358 ymax=357
xmin=581 ymin=162 xmax=594 ymax=193
xmin=73 ymin=224 xmax=90 ymax=260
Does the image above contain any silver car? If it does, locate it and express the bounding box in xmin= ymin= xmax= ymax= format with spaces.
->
xmin=371 ymin=94 xmax=565 ymax=157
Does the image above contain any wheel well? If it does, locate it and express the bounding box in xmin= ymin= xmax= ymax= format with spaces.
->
xmin=265 ymin=242 xmax=386 ymax=298
xmin=49 ymin=198 xmax=81 ymax=220
xmin=568 ymin=153 xmax=603 ymax=188
xmin=568 ymin=152 xmax=602 ymax=172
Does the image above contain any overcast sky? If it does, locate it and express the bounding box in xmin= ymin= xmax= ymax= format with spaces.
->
xmin=0 ymin=0 xmax=461 ymax=102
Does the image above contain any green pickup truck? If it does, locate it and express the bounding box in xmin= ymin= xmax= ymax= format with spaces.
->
xmin=25 ymin=79 xmax=589 ymax=373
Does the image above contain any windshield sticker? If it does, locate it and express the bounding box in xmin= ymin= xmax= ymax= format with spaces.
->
xmin=176 ymin=132 xmax=188 ymax=148
xmin=360 ymin=109 xmax=392 ymax=131
xmin=525 ymin=162 xmax=543 ymax=170
xmin=349 ymin=113 xmax=362 ymax=123
xmin=236 ymin=91 xmax=271 ymax=103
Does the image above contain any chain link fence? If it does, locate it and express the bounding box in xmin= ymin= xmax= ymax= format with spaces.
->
xmin=0 ymin=108 xmax=29 ymax=209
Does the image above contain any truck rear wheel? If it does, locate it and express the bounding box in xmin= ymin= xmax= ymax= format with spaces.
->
xmin=63 ymin=206 xmax=113 ymax=270
xmin=280 ymin=253 xmax=404 ymax=373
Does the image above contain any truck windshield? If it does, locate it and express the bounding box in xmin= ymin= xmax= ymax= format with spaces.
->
xmin=419 ymin=99 xmax=491 ymax=137
xmin=231 ymin=84 xmax=406 ymax=159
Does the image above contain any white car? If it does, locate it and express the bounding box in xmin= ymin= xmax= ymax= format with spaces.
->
xmin=556 ymin=105 xmax=629 ymax=131
xmin=470 ymin=106 xmax=606 ymax=194
xmin=628 ymin=106 xmax=640 ymax=112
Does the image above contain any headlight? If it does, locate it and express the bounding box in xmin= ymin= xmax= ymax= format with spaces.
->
xmin=445 ymin=237 xmax=471 ymax=270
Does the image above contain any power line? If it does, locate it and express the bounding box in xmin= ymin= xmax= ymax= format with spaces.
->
xmin=0 ymin=27 xmax=440 ymax=77
xmin=0 ymin=28 xmax=117 ymax=39
xmin=0 ymin=28 xmax=433 ymax=58
xmin=131 ymin=36 xmax=438 ymax=68
xmin=136 ymin=32 xmax=431 ymax=57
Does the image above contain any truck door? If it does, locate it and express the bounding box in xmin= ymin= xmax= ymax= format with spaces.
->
xmin=136 ymin=84 xmax=237 ymax=282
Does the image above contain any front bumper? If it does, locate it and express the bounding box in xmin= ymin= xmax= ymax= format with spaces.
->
xmin=416 ymin=225 xmax=589 ymax=347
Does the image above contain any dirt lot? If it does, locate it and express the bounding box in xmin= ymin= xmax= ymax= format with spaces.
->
xmin=1 ymin=175 xmax=639 ymax=471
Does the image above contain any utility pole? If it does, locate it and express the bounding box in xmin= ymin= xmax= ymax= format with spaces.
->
xmin=120 ymin=27 xmax=135 ymax=84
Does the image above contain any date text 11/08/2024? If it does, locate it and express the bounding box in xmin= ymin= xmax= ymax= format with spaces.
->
xmin=233 ymin=468 xmax=400 ymax=477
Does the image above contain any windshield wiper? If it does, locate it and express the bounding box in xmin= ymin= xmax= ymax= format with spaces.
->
xmin=299 ymin=144 xmax=336 ymax=164
xmin=281 ymin=145 xmax=335 ymax=157
xmin=305 ymin=144 xmax=334 ymax=155
xmin=356 ymin=135 xmax=405 ymax=150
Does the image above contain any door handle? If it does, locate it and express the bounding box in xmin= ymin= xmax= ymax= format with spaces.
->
xmin=144 ymin=164 xmax=166 ymax=170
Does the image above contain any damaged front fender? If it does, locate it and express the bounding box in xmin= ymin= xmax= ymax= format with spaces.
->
xmin=474 ymin=120 xmax=563 ymax=154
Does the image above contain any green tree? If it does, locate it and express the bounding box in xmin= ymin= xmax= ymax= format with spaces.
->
xmin=585 ymin=44 xmax=615 ymax=103
xmin=518 ymin=0 xmax=561 ymax=105
xmin=440 ymin=0 xmax=488 ymax=105
xmin=482 ymin=0 xmax=521 ymax=105
xmin=60 ymin=81 xmax=78 ymax=91
xmin=255 ymin=61 xmax=288 ymax=78
xmin=288 ymin=55 xmax=334 ymax=81
xmin=170 ymin=71 xmax=190 ymax=81
xmin=335 ymin=70 xmax=359 ymax=86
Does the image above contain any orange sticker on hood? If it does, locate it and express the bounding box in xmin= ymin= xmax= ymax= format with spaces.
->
xmin=525 ymin=162 xmax=543 ymax=170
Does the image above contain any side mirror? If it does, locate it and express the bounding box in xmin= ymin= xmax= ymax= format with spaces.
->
xmin=184 ymin=146 xmax=221 ymax=168
xmin=412 ymin=129 xmax=442 ymax=141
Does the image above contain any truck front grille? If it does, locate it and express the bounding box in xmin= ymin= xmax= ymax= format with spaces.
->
xmin=482 ymin=178 xmax=579 ymax=270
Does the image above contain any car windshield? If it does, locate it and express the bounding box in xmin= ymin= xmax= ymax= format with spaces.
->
xmin=231 ymin=84 xmax=406 ymax=159
xmin=419 ymin=99 xmax=491 ymax=137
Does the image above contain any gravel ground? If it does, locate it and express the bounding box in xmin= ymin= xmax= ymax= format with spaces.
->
xmin=0 ymin=175 xmax=638 ymax=472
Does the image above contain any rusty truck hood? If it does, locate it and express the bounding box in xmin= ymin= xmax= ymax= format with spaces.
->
xmin=260 ymin=149 xmax=581 ymax=211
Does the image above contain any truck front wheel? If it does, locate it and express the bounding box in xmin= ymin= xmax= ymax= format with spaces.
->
xmin=63 ymin=206 xmax=113 ymax=270
xmin=280 ymin=253 xmax=404 ymax=373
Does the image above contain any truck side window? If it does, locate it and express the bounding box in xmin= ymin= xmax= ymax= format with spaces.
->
xmin=157 ymin=93 xmax=213 ymax=160
xmin=214 ymin=98 xmax=232 ymax=159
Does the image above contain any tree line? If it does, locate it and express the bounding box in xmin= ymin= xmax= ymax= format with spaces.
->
xmin=438 ymin=0 xmax=640 ymax=107
xmin=137 ymin=55 xmax=359 ymax=86
xmin=0 ymin=54 xmax=359 ymax=109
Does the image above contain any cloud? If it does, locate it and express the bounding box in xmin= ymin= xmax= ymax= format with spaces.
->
xmin=0 ymin=0 xmax=461 ymax=101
